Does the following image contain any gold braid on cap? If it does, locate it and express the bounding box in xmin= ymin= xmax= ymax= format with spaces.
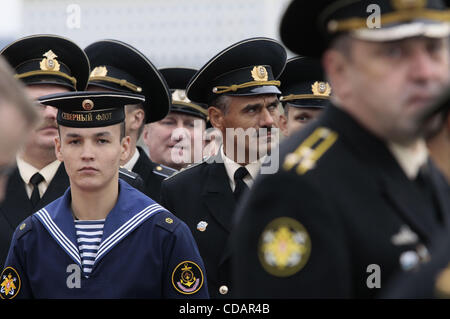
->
xmin=212 ymin=80 xmax=280 ymax=94
xmin=89 ymin=75 xmax=142 ymax=93
xmin=173 ymin=101 xmax=209 ymax=116
xmin=281 ymin=94 xmax=330 ymax=102
xmin=15 ymin=70 xmax=77 ymax=87
xmin=327 ymin=8 xmax=450 ymax=33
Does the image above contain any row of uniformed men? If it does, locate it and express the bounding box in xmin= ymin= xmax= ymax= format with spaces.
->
xmin=0 ymin=24 xmax=329 ymax=298
xmin=2 ymin=0 xmax=450 ymax=299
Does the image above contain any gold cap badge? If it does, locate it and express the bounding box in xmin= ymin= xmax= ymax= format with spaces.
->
xmin=311 ymin=81 xmax=332 ymax=97
xmin=90 ymin=66 xmax=108 ymax=78
xmin=40 ymin=50 xmax=60 ymax=71
xmin=251 ymin=66 xmax=268 ymax=81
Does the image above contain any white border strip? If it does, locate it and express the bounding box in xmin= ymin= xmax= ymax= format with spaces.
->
xmin=95 ymin=204 xmax=166 ymax=261
xmin=35 ymin=209 xmax=81 ymax=265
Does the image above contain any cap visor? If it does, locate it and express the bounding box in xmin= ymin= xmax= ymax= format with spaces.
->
xmin=225 ymin=85 xmax=281 ymax=97
xmin=351 ymin=21 xmax=450 ymax=41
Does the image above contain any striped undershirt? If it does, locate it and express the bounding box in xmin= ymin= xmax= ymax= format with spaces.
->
xmin=74 ymin=219 xmax=105 ymax=276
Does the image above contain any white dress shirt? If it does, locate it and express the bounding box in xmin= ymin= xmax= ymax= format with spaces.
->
xmin=387 ymin=139 xmax=429 ymax=180
xmin=220 ymin=145 xmax=264 ymax=191
xmin=123 ymin=147 xmax=140 ymax=171
xmin=16 ymin=157 xmax=62 ymax=198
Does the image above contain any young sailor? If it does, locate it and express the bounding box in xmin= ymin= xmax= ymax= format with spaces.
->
xmin=1 ymin=91 xmax=209 ymax=299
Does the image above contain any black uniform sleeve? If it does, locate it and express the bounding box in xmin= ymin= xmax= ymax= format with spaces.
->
xmin=1 ymin=217 xmax=34 ymax=299
xmin=231 ymin=169 xmax=353 ymax=298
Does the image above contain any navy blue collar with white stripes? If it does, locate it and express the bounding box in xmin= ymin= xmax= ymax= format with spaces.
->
xmin=34 ymin=179 xmax=167 ymax=269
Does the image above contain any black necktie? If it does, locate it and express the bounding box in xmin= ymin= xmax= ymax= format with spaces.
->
xmin=234 ymin=167 xmax=250 ymax=202
xmin=30 ymin=172 xmax=44 ymax=208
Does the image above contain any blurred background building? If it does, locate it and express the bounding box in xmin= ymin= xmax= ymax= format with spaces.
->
xmin=2 ymin=0 xmax=293 ymax=68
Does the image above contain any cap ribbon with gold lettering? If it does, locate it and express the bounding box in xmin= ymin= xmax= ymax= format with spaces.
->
xmin=38 ymin=91 xmax=145 ymax=128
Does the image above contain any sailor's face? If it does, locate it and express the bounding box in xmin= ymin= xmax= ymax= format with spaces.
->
xmin=55 ymin=124 xmax=130 ymax=191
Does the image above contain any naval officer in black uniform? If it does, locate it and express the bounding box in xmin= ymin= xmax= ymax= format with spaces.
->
xmin=85 ymin=39 xmax=174 ymax=202
xmin=143 ymin=67 xmax=208 ymax=171
xmin=160 ymin=37 xmax=287 ymax=298
xmin=278 ymin=56 xmax=330 ymax=136
xmin=232 ymin=0 xmax=450 ymax=298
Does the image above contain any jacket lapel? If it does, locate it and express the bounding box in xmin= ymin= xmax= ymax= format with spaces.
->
xmin=324 ymin=105 xmax=442 ymax=244
xmin=38 ymin=162 xmax=69 ymax=209
xmin=379 ymin=168 xmax=439 ymax=243
xmin=202 ymin=157 xmax=237 ymax=233
xmin=132 ymin=147 xmax=152 ymax=181
xmin=0 ymin=168 xmax=33 ymax=229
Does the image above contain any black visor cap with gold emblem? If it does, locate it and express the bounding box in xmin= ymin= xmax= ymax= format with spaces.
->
xmin=280 ymin=0 xmax=450 ymax=57
xmin=0 ymin=34 xmax=90 ymax=91
xmin=85 ymin=40 xmax=171 ymax=123
xmin=159 ymin=67 xmax=208 ymax=121
xmin=186 ymin=37 xmax=287 ymax=105
xmin=279 ymin=56 xmax=330 ymax=109
xmin=38 ymin=91 xmax=145 ymax=128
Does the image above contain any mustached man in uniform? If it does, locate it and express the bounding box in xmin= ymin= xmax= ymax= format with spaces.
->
xmin=160 ymin=37 xmax=286 ymax=298
xmin=0 ymin=91 xmax=208 ymax=299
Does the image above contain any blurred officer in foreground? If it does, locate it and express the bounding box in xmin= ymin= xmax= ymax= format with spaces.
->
xmin=0 ymin=35 xmax=144 ymax=269
xmin=0 ymin=56 xmax=39 ymax=203
xmin=143 ymin=67 xmax=208 ymax=171
xmin=1 ymin=91 xmax=208 ymax=299
xmin=278 ymin=57 xmax=330 ymax=137
xmin=160 ymin=37 xmax=286 ymax=298
xmin=382 ymin=90 xmax=450 ymax=298
xmin=85 ymin=40 xmax=174 ymax=200
xmin=232 ymin=0 xmax=450 ymax=298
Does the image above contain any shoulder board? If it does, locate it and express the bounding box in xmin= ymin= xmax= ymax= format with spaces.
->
xmin=155 ymin=211 xmax=180 ymax=233
xmin=282 ymin=127 xmax=338 ymax=175
xmin=15 ymin=216 xmax=33 ymax=240
xmin=119 ymin=167 xmax=139 ymax=180
xmin=163 ymin=158 xmax=209 ymax=181
xmin=153 ymin=164 xmax=178 ymax=178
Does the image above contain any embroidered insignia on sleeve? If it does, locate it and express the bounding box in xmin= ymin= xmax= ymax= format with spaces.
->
xmin=283 ymin=127 xmax=337 ymax=175
xmin=258 ymin=217 xmax=311 ymax=277
xmin=171 ymin=261 xmax=204 ymax=295
xmin=0 ymin=267 xmax=21 ymax=299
